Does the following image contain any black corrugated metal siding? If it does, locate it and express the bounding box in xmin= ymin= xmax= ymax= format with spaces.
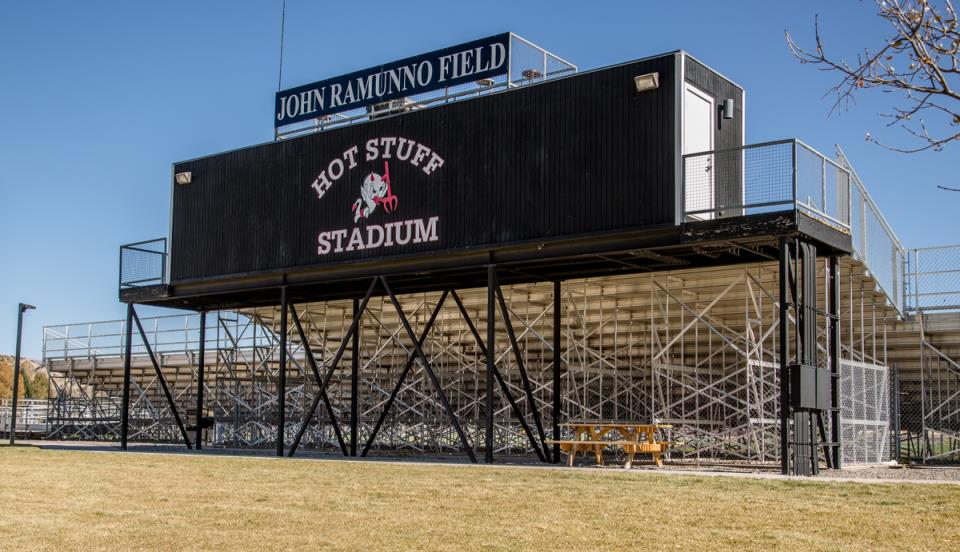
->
xmin=170 ymin=55 xmax=678 ymax=283
xmin=684 ymin=56 xmax=743 ymax=151
xmin=684 ymin=56 xmax=745 ymax=215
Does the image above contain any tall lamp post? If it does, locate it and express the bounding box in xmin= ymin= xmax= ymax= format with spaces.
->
xmin=9 ymin=303 xmax=36 ymax=445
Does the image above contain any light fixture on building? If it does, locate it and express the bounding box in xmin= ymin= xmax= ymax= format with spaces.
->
xmin=633 ymin=72 xmax=659 ymax=93
xmin=722 ymin=98 xmax=735 ymax=120
xmin=175 ymin=171 xmax=192 ymax=185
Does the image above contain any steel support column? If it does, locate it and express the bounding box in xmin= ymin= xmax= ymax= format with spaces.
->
xmin=277 ymin=286 xmax=287 ymax=456
xmin=778 ymin=238 xmax=791 ymax=475
xmin=494 ymin=281 xmax=550 ymax=462
xmin=351 ymin=297 xmax=359 ymax=456
xmin=120 ymin=303 xmax=133 ymax=450
xmin=361 ymin=291 xmax=448 ymax=457
xmin=486 ymin=265 xmax=496 ymax=463
xmin=451 ymin=290 xmax=546 ymax=462
xmin=131 ymin=307 xmax=192 ymax=449
xmin=288 ymin=303 xmax=348 ymax=457
xmin=289 ymin=277 xmax=377 ymax=456
xmin=552 ymin=280 xmax=561 ymax=464
xmin=195 ymin=311 xmax=206 ymax=449
xmin=829 ymin=255 xmax=842 ymax=469
xmin=381 ymin=277 xmax=477 ymax=463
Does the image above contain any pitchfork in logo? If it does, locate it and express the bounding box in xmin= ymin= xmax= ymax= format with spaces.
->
xmin=352 ymin=161 xmax=398 ymax=222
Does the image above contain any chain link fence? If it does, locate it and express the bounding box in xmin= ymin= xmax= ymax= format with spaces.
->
xmin=894 ymin=342 xmax=960 ymax=463
xmin=897 ymin=245 xmax=960 ymax=462
xmin=905 ymin=245 xmax=960 ymax=312
xmin=839 ymin=360 xmax=890 ymax=464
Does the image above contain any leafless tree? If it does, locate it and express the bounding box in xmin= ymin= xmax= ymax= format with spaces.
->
xmin=787 ymin=0 xmax=960 ymax=153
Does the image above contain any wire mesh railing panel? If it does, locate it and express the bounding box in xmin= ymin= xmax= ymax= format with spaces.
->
xmin=865 ymin=206 xmax=903 ymax=310
xmin=795 ymin=142 xmax=849 ymax=228
xmin=826 ymin=161 xmax=850 ymax=225
xmin=795 ymin=143 xmax=824 ymax=214
xmin=738 ymin=142 xmax=795 ymax=211
xmin=119 ymin=238 xmax=166 ymax=289
xmin=683 ymin=140 xmax=795 ymax=219
xmin=683 ymin=139 xmax=852 ymax=230
xmin=836 ymin=148 xmax=906 ymax=314
xmin=839 ymin=360 xmax=890 ymax=464
xmin=906 ymin=246 xmax=960 ymax=312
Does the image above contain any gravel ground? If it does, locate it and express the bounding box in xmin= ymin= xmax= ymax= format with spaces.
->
xmin=595 ymin=457 xmax=960 ymax=482
xmin=818 ymin=464 xmax=960 ymax=482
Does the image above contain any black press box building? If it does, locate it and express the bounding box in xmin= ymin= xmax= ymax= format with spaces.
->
xmin=109 ymin=34 xmax=878 ymax=475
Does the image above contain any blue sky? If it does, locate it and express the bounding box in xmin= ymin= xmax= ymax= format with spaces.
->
xmin=1 ymin=1 xmax=956 ymax=358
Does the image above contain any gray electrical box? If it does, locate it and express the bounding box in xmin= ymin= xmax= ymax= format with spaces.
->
xmin=790 ymin=364 xmax=830 ymax=411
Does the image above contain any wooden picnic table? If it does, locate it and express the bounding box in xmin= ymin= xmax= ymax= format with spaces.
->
xmin=547 ymin=421 xmax=672 ymax=468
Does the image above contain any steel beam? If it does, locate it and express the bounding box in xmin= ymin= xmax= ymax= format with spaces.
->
xmin=361 ymin=290 xmax=449 ymax=457
xmin=486 ymin=265 xmax=495 ymax=463
xmin=131 ymin=307 xmax=192 ymax=449
xmin=287 ymin=303 xmax=348 ymax=457
xmin=381 ymin=276 xmax=477 ymax=463
xmin=779 ymin=238 xmax=790 ymax=475
xmin=494 ymin=279 xmax=551 ymax=462
xmin=553 ymin=280 xmax=561 ymax=464
xmin=120 ymin=304 xmax=133 ymax=450
xmin=277 ymin=286 xmax=287 ymax=456
xmin=451 ymin=289 xmax=546 ymax=462
xmin=351 ymin=297 xmax=360 ymax=456
xmin=195 ymin=311 xmax=206 ymax=449
xmin=829 ymin=255 xmax=842 ymax=469
xmin=289 ymin=277 xmax=377 ymax=456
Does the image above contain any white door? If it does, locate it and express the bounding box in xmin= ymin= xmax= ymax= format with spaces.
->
xmin=683 ymin=84 xmax=715 ymax=220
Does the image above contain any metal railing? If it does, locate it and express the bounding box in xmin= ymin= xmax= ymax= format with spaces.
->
xmin=836 ymin=147 xmax=907 ymax=313
xmin=681 ymin=141 xmax=924 ymax=315
xmin=0 ymin=399 xmax=49 ymax=435
xmin=42 ymin=312 xmax=266 ymax=362
xmin=682 ymin=139 xmax=851 ymax=230
xmin=905 ymin=245 xmax=960 ymax=312
xmin=119 ymin=238 xmax=167 ymax=289
xmin=275 ymin=33 xmax=577 ymax=140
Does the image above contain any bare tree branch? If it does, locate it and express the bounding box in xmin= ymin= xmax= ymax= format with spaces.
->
xmin=786 ymin=0 xmax=960 ymax=152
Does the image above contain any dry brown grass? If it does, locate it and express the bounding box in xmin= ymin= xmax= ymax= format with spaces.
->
xmin=0 ymin=445 xmax=958 ymax=551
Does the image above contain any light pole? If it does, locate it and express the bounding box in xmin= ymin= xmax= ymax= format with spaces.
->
xmin=9 ymin=303 xmax=36 ymax=445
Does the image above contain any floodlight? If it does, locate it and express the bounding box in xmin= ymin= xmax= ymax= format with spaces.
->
xmin=633 ymin=72 xmax=659 ymax=93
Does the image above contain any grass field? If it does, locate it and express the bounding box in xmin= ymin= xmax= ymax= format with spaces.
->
xmin=1 ymin=446 xmax=958 ymax=551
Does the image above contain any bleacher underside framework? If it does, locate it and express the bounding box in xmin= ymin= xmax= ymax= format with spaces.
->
xmin=45 ymin=256 xmax=904 ymax=465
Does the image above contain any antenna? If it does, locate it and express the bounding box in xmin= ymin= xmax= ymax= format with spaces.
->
xmin=277 ymin=0 xmax=286 ymax=91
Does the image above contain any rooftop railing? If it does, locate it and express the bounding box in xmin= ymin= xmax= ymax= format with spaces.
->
xmin=682 ymin=139 xmax=852 ymax=231
xmin=119 ymin=238 xmax=167 ymax=290
xmin=682 ymin=140 xmax=913 ymax=315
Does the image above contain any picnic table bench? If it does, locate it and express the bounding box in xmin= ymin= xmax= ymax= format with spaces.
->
xmin=547 ymin=421 xmax=672 ymax=468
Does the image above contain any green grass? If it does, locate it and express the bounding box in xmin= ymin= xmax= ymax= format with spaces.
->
xmin=0 ymin=445 xmax=958 ymax=551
